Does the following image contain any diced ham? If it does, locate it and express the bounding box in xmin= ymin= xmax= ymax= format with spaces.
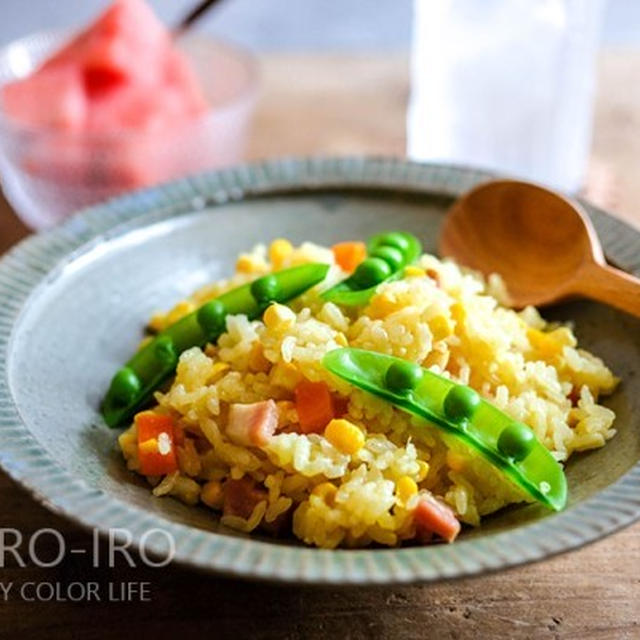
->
xmin=226 ymin=400 xmax=278 ymax=447
xmin=333 ymin=395 xmax=350 ymax=418
xmin=568 ymin=386 xmax=581 ymax=406
xmin=223 ymin=477 xmax=291 ymax=536
xmin=414 ymin=494 xmax=461 ymax=544
xmin=223 ymin=477 xmax=267 ymax=519
xmin=260 ymin=509 xmax=292 ymax=537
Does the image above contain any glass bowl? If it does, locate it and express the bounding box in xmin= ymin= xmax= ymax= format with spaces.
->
xmin=0 ymin=30 xmax=258 ymax=229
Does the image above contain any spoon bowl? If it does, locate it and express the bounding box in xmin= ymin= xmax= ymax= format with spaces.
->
xmin=439 ymin=180 xmax=640 ymax=316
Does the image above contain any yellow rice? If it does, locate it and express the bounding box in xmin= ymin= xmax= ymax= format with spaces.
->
xmin=119 ymin=239 xmax=618 ymax=548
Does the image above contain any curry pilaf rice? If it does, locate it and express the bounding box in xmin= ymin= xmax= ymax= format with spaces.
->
xmin=117 ymin=237 xmax=617 ymax=548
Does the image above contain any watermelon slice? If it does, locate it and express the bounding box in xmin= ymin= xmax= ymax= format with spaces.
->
xmin=0 ymin=0 xmax=209 ymax=191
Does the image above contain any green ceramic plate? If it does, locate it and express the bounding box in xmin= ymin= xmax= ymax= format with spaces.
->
xmin=0 ymin=157 xmax=638 ymax=584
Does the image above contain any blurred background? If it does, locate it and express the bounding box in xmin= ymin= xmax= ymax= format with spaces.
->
xmin=1 ymin=0 xmax=639 ymax=49
xmin=0 ymin=0 xmax=638 ymax=234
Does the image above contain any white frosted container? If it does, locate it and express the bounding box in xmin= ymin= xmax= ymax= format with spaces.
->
xmin=408 ymin=0 xmax=606 ymax=192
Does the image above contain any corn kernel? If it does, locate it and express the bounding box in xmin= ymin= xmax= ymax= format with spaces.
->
xmin=248 ymin=343 xmax=271 ymax=373
xmin=447 ymin=450 xmax=466 ymax=472
xmin=430 ymin=315 xmax=454 ymax=341
xmin=369 ymin=292 xmax=399 ymax=318
xmin=236 ymin=254 xmax=263 ymax=274
xmin=200 ymin=480 xmax=224 ymax=509
xmin=324 ymin=418 xmax=365 ymax=455
xmin=450 ymin=302 xmax=466 ymax=325
xmin=405 ymin=265 xmax=426 ymax=277
xmin=311 ymin=482 xmax=338 ymax=506
xmin=527 ymin=328 xmax=563 ymax=359
xmin=148 ymin=312 xmax=167 ymax=333
xmin=210 ymin=361 xmax=230 ymax=382
xmin=263 ymin=303 xmax=296 ymax=330
xmin=396 ymin=476 xmax=418 ymax=504
xmin=166 ymin=300 xmax=195 ymax=326
xmin=270 ymin=362 xmax=302 ymax=391
xmin=416 ymin=460 xmax=430 ymax=481
xmin=550 ymin=327 xmax=577 ymax=348
xmin=139 ymin=438 xmax=159 ymax=455
xmin=118 ymin=428 xmax=138 ymax=460
xmin=269 ymin=238 xmax=294 ymax=269
xmin=335 ymin=332 xmax=348 ymax=347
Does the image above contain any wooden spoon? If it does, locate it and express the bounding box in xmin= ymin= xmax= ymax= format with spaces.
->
xmin=439 ymin=179 xmax=640 ymax=316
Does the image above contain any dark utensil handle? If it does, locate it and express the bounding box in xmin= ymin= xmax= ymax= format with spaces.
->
xmin=174 ymin=0 xmax=225 ymax=35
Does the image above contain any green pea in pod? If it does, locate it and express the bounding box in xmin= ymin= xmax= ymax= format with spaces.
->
xmin=102 ymin=263 xmax=330 ymax=428
xmin=323 ymin=347 xmax=567 ymax=511
xmin=321 ymin=231 xmax=422 ymax=306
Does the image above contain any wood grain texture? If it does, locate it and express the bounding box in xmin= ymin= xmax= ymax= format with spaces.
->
xmin=440 ymin=179 xmax=640 ymax=315
xmin=1 ymin=51 xmax=640 ymax=639
xmin=0 ymin=472 xmax=638 ymax=640
xmin=577 ymin=262 xmax=640 ymax=317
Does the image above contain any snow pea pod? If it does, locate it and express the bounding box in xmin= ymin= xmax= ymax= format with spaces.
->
xmin=103 ymin=263 xmax=329 ymax=428
xmin=323 ymin=348 xmax=567 ymax=511
xmin=322 ymin=231 xmax=422 ymax=306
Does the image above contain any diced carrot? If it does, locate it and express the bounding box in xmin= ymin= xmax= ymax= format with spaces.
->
xmin=414 ymin=494 xmax=461 ymax=544
xmin=136 ymin=411 xmax=172 ymax=440
xmin=294 ymin=380 xmax=335 ymax=434
xmin=136 ymin=411 xmax=174 ymax=441
xmin=135 ymin=411 xmax=178 ymax=476
xmin=332 ymin=241 xmax=367 ymax=273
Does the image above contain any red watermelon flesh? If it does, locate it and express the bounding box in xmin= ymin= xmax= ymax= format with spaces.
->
xmin=2 ymin=64 xmax=86 ymax=130
xmin=3 ymin=0 xmax=207 ymax=132
xmin=0 ymin=0 xmax=209 ymax=191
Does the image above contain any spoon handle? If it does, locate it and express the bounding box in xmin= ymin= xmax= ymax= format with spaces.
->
xmin=577 ymin=263 xmax=640 ymax=317
xmin=174 ymin=0 xmax=224 ymax=35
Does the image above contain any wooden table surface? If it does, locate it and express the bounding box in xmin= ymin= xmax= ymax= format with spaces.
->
xmin=1 ymin=52 xmax=639 ymax=640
